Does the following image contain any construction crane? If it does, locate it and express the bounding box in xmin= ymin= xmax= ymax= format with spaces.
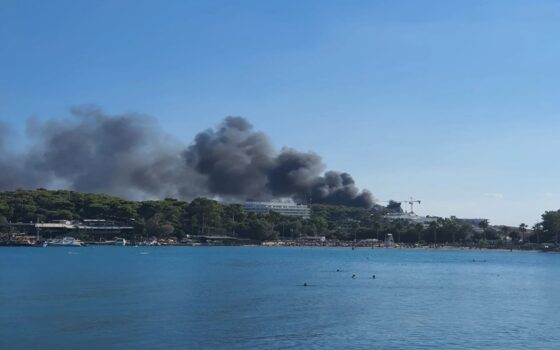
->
xmin=403 ymin=197 xmax=421 ymax=214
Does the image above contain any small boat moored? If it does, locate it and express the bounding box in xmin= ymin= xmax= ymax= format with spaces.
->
xmin=43 ymin=237 xmax=85 ymax=247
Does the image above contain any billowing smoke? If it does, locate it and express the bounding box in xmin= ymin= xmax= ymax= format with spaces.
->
xmin=185 ymin=116 xmax=374 ymax=206
xmin=0 ymin=108 xmax=374 ymax=207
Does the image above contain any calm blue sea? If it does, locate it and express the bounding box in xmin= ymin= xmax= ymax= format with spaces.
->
xmin=1 ymin=246 xmax=560 ymax=349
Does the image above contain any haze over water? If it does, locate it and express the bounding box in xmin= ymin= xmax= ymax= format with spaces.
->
xmin=1 ymin=247 xmax=560 ymax=349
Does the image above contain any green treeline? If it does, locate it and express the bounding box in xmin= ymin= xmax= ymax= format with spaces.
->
xmin=1 ymin=189 xmax=560 ymax=244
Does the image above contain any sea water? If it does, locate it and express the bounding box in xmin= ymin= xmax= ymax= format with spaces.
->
xmin=1 ymin=246 xmax=560 ymax=349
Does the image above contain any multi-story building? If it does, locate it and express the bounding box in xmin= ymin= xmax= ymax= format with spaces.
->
xmin=242 ymin=202 xmax=311 ymax=219
xmin=383 ymin=212 xmax=438 ymax=226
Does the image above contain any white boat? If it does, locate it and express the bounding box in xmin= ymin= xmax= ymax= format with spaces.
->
xmin=43 ymin=237 xmax=85 ymax=247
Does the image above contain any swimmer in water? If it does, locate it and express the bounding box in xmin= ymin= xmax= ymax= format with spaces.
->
xmin=372 ymin=275 xmax=376 ymax=279
xmin=303 ymin=283 xmax=308 ymax=287
xmin=352 ymin=274 xmax=357 ymax=279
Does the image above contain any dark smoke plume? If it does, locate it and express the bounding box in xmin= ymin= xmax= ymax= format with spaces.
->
xmin=0 ymin=108 xmax=374 ymax=207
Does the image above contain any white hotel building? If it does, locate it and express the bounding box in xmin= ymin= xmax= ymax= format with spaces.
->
xmin=242 ymin=202 xmax=311 ymax=219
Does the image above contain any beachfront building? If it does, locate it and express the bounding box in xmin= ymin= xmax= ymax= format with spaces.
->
xmin=36 ymin=219 xmax=134 ymax=238
xmin=383 ymin=212 xmax=438 ymax=226
xmin=242 ymin=201 xmax=311 ymax=219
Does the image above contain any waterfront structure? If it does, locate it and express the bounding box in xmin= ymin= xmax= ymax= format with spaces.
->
xmin=242 ymin=201 xmax=311 ymax=219
xmin=384 ymin=233 xmax=395 ymax=247
xmin=40 ymin=219 xmax=133 ymax=237
xmin=1 ymin=219 xmax=134 ymax=239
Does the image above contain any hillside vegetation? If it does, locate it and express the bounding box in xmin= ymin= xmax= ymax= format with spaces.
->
xmin=1 ymin=189 xmax=559 ymax=244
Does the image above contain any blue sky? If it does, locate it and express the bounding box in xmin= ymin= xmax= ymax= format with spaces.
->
xmin=1 ymin=0 xmax=559 ymax=225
